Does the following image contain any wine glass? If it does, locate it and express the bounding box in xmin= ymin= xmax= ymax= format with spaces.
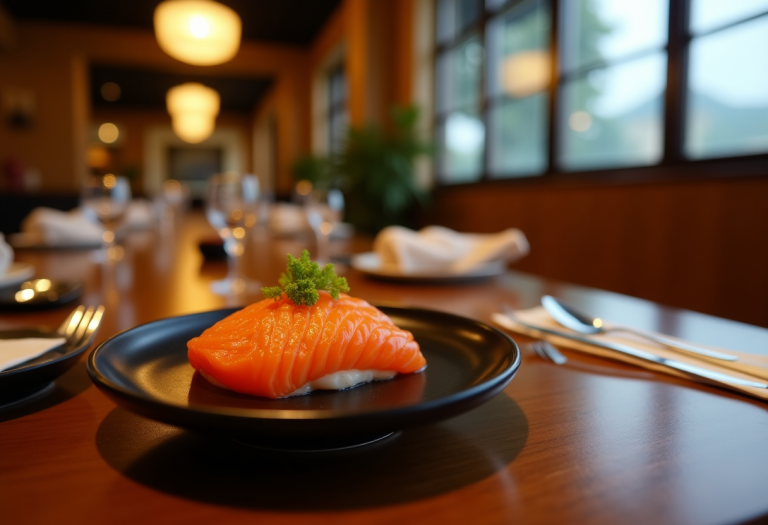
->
xmin=155 ymin=179 xmax=191 ymax=232
xmin=304 ymin=188 xmax=344 ymax=264
xmin=205 ymin=172 xmax=260 ymax=295
xmin=81 ymin=174 xmax=132 ymax=263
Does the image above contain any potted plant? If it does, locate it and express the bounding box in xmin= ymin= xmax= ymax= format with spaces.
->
xmin=330 ymin=106 xmax=433 ymax=234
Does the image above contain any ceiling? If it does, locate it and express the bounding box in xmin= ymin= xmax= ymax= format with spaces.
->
xmin=90 ymin=65 xmax=273 ymax=113
xmin=2 ymin=0 xmax=342 ymax=46
xmin=2 ymin=0 xmax=340 ymax=113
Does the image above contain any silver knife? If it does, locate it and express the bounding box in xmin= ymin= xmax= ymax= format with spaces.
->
xmin=501 ymin=305 xmax=767 ymax=390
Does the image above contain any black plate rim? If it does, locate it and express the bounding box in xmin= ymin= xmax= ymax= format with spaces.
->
xmin=0 ymin=327 xmax=94 ymax=407
xmin=0 ymin=335 xmax=77 ymax=378
xmin=87 ymin=306 xmax=521 ymax=422
xmin=0 ymin=280 xmax=83 ymax=312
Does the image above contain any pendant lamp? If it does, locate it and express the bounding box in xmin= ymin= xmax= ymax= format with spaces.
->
xmin=166 ymin=83 xmax=220 ymax=143
xmin=154 ymin=0 xmax=241 ymax=66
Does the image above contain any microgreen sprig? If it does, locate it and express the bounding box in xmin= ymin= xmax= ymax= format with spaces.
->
xmin=261 ymin=250 xmax=349 ymax=306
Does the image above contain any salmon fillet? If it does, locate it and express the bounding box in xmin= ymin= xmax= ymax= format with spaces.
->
xmin=187 ymin=292 xmax=426 ymax=398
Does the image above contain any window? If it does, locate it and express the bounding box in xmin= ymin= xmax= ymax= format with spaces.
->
xmin=686 ymin=0 xmax=768 ymax=159
xmin=434 ymin=0 xmax=768 ymax=184
xmin=487 ymin=0 xmax=550 ymax=177
xmin=327 ymin=64 xmax=348 ymax=154
xmin=558 ymin=0 xmax=668 ymax=170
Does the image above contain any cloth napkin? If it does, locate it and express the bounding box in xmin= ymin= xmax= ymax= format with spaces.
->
xmin=0 ymin=337 xmax=67 ymax=372
xmin=269 ymin=203 xmax=310 ymax=236
xmin=21 ymin=207 xmax=103 ymax=246
xmin=0 ymin=233 xmax=13 ymax=276
xmin=124 ymin=199 xmax=156 ymax=230
xmin=374 ymin=225 xmax=529 ymax=275
xmin=492 ymin=306 xmax=768 ymax=401
xmin=20 ymin=201 xmax=154 ymax=246
xmin=268 ymin=203 xmax=352 ymax=238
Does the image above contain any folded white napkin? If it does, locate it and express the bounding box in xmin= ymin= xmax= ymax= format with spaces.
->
xmin=268 ymin=203 xmax=351 ymax=238
xmin=21 ymin=207 xmax=103 ymax=246
xmin=20 ymin=200 xmax=154 ymax=246
xmin=0 ymin=337 xmax=67 ymax=372
xmin=0 ymin=233 xmax=13 ymax=276
xmin=374 ymin=226 xmax=529 ymax=275
xmin=493 ymin=306 xmax=768 ymax=402
xmin=124 ymin=199 xmax=156 ymax=230
xmin=269 ymin=203 xmax=310 ymax=236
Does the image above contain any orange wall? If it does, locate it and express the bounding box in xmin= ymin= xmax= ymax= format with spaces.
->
xmin=0 ymin=4 xmax=419 ymax=196
xmin=0 ymin=21 xmax=308 ymax=193
xmin=0 ymin=31 xmax=83 ymax=192
xmin=90 ymin=108 xmax=253 ymax=192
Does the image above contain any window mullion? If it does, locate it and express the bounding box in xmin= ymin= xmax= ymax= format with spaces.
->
xmin=662 ymin=0 xmax=690 ymax=164
xmin=480 ymin=8 xmax=490 ymax=181
xmin=547 ymin=0 xmax=560 ymax=173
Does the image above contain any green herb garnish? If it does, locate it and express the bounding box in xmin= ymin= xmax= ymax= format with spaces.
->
xmin=261 ymin=250 xmax=349 ymax=306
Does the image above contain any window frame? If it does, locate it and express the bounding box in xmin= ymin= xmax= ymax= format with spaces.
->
xmin=432 ymin=0 xmax=768 ymax=187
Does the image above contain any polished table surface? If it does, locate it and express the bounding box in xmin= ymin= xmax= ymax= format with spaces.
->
xmin=2 ymin=212 xmax=768 ymax=525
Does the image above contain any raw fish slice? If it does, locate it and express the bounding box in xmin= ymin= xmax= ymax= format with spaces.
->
xmin=188 ymin=292 xmax=425 ymax=398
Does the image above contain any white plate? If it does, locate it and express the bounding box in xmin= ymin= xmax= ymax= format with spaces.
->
xmin=8 ymin=232 xmax=102 ymax=250
xmin=0 ymin=262 xmax=35 ymax=289
xmin=350 ymin=252 xmax=506 ymax=282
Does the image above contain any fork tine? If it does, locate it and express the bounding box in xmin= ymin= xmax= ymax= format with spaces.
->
xmin=69 ymin=306 xmax=95 ymax=348
xmin=80 ymin=305 xmax=105 ymax=348
xmin=531 ymin=341 xmax=549 ymax=361
xmin=57 ymin=305 xmax=85 ymax=337
xmin=539 ymin=340 xmax=568 ymax=365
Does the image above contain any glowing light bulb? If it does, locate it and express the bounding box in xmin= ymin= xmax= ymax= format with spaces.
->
xmin=154 ymin=0 xmax=241 ymax=66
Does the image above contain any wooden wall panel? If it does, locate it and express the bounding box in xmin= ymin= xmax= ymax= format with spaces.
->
xmin=425 ymin=176 xmax=768 ymax=327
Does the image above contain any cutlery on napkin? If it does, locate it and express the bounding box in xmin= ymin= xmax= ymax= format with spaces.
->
xmin=493 ymin=306 xmax=768 ymax=401
xmin=373 ymin=225 xmax=529 ymax=275
xmin=0 ymin=337 xmax=66 ymax=372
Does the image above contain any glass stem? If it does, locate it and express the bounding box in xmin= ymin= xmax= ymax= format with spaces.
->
xmin=316 ymin=231 xmax=330 ymax=264
xmin=102 ymin=220 xmax=117 ymax=261
xmin=223 ymin=237 xmax=243 ymax=282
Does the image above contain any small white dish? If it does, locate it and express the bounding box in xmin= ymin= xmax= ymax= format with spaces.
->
xmin=350 ymin=252 xmax=506 ymax=282
xmin=8 ymin=232 xmax=102 ymax=250
xmin=0 ymin=262 xmax=35 ymax=289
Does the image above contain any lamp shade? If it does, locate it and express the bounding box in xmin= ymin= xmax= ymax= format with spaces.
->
xmin=154 ymin=0 xmax=241 ymax=66
xmin=501 ymin=50 xmax=550 ymax=98
xmin=166 ymin=82 xmax=220 ymax=117
xmin=166 ymin=82 xmax=220 ymax=143
xmin=171 ymin=113 xmax=216 ymax=143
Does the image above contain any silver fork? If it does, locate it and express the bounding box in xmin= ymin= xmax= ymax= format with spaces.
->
xmin=56 ymin=305 xmax=106 ymax=350
xmin=531 ymin=340 xmax=568 ymax=365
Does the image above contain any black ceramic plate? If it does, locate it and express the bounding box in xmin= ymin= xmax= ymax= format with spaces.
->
xmin=88 ymin=307 xmax=520 ymax=450
xmin=0 ymin=329 xmax=86 ymax=407
xmin=0 ymin=280 xmax=82 ymax=312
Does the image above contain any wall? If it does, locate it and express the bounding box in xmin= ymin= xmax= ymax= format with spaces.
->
xmin=0 ymin=21 xmax=308 ymax=193
xmin=90 ymin=107 xmax=253 ymax=194
xmin=252 ymin=0 xmax=420 ymax=196
xmin=0 ymin=32 xmax=83 ymax=191
xmin=426 ymin=175 xmax=768 ymax=327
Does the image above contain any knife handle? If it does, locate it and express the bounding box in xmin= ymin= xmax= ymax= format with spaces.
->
xmin=616 ymin=326 xmax=738 ymax=362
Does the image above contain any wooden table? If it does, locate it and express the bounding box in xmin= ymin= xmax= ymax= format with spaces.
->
xmin=2 ymin=212 xmax=768 ymax=525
